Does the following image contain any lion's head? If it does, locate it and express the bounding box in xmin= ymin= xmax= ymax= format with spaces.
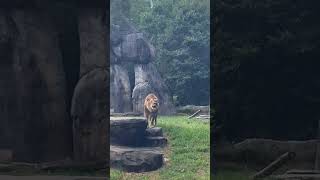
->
xmin=146 ymin=93 xmax=159 ymax=112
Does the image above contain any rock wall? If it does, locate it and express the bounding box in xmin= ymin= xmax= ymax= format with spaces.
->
xmin=132 ymin=63 xmax=175 ymax=114
xmin=110 ymin=16 xmax=175 ymax=115
xmin=0 ymin=2 xmax=108 ymax=163
xmin=110 ymin=64 xmax=132 ymax=113
xmin=10 ymin=8 xmax=71 ymax=162
xmin=72 ymin=7 xmax=108 ymax=162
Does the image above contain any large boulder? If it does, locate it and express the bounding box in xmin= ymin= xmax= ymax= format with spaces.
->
xmin=110 ymin=117 xmax=147 ymax=146
xmin=120 ymin=32 xmax=155 ymax=63
xmin=71 ymin=69 xmax=108 ymax=161
xmin=110 ymin=145 xmax=164 ymax=172
xmin=110 ymin=64 xmax=132 ymax=113
xmin=132 ymin=63 xmax=175 ymax=115
xmin=73 ymin=7 xmax=109 ymax=162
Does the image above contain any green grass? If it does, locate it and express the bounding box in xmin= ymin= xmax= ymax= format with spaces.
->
xmin=213 ymin=169 xmax=253 ymax=180
xmin=110 ymin=115 xmax=210 ymax=180
xmin=213 ymin=170 xmax=274 ymax=180
xmin=212 ymin=165 xmax=274 ymax=180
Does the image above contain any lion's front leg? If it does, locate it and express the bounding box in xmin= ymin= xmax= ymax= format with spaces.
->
xmin=151 ymin=115 xmax=157 ymax=128
xmin=151 ymin=116 xmax=154 ymax=128
xmin=154 ymin=114 xmax=157 ymax=127
xmin=148 ymin=115 xmax=153 ymax=128
xmin=147 ymin=115 xmax=151 ymax=128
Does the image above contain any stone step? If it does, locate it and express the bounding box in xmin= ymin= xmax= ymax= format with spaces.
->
xmin=145 ymin=127 xmax=163 ymax=137
xmin=110 ymin=117 xmax=147 ymax=146
xmin=110 ymin=145 xmax=164 ymax=172
xmin=145 ymin=136 xmax=167 ymax=147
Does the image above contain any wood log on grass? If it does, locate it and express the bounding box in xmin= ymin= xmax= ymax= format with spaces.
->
xmin=251 ymin=152 xmax=296 ymax=179
xmin=188 ymin=110 xmax=201 ymax=119
xmin=215 ymin=139 xmax=317 ymax=166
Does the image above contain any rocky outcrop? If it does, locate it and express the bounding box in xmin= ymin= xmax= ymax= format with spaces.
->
xmin=110 ymin=64 xmax=132 ymax=113
xmin=0 ymin=2 xmax=108 ymax=165
xmin=10 ymin=9 xmax=71 ymax=162
xmin=132 ymin=63 xmax=175 ymax=115
xmin=71 ymin=69 xmax=108 ymax=162
xmin=0 ymin=12 xmax=17 ymax=149
xmin=110 ymin=15 xmax=175 ymax=115
xmin=110 ymin=116 xmax=167 ymax=172
xmin=78 ymin=8 xmax=107 ymax=76
xmin=110 ymin=146 xmax=164 ymax=172
xmin=120 ymin=32 xmax=155 ymax=63
xmin=110 ymin=117 xmax=147 ymax=146
xmin=72 ymin=7 xmax=108 ymax=162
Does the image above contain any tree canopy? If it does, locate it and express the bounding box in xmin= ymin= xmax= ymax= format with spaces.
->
xmin=119 ymin=0 xmax=210 ymax=106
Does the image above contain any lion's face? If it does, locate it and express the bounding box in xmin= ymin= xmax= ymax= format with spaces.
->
xmin=150 ymin=98 xmax=159 ymax=111
xmin=146 ymin=94 xmax=159 ymax=112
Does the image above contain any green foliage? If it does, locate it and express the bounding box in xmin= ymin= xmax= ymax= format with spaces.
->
xmin=127 ymin=0 xmax=210 ymax=106
xmin=110 ymin=116 xmax=210 ymax=179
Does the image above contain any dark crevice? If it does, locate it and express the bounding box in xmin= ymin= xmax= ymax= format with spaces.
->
xmin=50 ymin=2 xmax=80 ymax=158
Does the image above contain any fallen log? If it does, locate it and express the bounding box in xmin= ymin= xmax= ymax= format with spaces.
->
xmin=234 ymin=139 xmax=316 ymax=163
xmin=216 ymin=139 xmax=317 ymax=167
xmin=285 ymin=169 xmax=320 ymax=174
xmin=196 ymin=115 xmax=210 ymax=119
xmin=251 ymin=152 xmax=296 ymax=179
xmin=188 ymin=110 xmax=201 ymax=119
xmin=272 ymin=174 xmax=320 ymax=179
xmin=177 ymin=105 xmax=209 ymax=114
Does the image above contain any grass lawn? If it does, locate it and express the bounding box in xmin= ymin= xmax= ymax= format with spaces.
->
xmin=110 ymin=115 xmax=210 ymax=180
xmin=213 ymin=168 xmax=254 ymax=180
xmin=212 ymin=165 xmax=274 ymax=180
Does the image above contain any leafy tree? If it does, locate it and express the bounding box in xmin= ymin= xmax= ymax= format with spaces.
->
xmin=126 ymin=0 xmax=210 ymax=106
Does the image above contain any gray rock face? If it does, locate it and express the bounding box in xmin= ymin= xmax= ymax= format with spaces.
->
xmin=78 ymin=8 xmax=108 ymax=76
xmin=0 ymin=2 xmax=109 ymax=165
xmin=10 ymin=9 xmax=72 ymax=162
xmin=120 ymin=33 xmax=155 ymax=63
xmin=110 ymin=116 xmax=167 ymax=172
xmin=145 ymin=127 xmax=163 ymax=137
xmin=110 ymin=15 xmax=175 ymax=115
xmin=110 ymin=117 xmax=147 ymax=146
xmin=110 ymin=65 xmax=132 ymax=113
xmin=132 ymin=63 xmax=175 ymax=115
xmin=110 ymin=146 xmax=163 ymax=172
xmin=71 ymin=69 xmax=108 ymax=161
xmin=145 ymin=137 xmax=167 ymax=147
xmin=73 ymin=7 xmax=109 ymax=163
xmin=0 ymin=12 xmax=16 ymax=149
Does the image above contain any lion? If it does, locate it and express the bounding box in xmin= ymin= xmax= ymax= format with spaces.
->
xmin=144 ymin=93 xmax=159 ymax=128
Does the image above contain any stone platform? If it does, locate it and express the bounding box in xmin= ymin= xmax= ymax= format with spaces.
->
xmin=110 ymin=117 xmax=167 ymax=172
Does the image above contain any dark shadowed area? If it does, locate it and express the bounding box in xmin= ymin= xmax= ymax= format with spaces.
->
xmin=0 ymin=0 xmax=109 ymax=177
